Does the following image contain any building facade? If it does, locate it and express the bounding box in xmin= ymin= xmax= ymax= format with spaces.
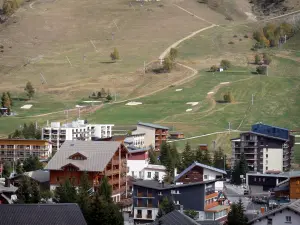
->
xmin=246 ymin=173 xmax=289 ymax=192
xmin=0 ymin=139 xmax=52 ymax=162
xmin=127 ymin=148 xmax=149 ymax=178
xmin=132 ymin=122 xmax=169 ymax=150
xmin=45 ymin=141 xmax=128 ymax=202
xmin=42 ymin=119 xmax=114 ymax=150
xmin=141 ymin=164 xmax=166 ymax=181
xmin=124 ymin=133 xmax=145 ymax=148
xmin=231 ymin=124 xmax=294 ymax=173
xmin=132 ymin=180 xmax=229 ymax=224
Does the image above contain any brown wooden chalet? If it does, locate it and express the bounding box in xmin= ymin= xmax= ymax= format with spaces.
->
xmin=46 ymin=140 xmax=129 ymax=202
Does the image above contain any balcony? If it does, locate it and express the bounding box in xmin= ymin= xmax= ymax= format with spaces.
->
xmin=147 ymin=193 xmax=153 ymax=198
xmin=136 ymin=214 xmax=142 ymax=218
xmin=112 ymin=159 xmax=119 ymax=165
xmin=147 ymin=203 xmax=153 ymax=208
xmin=105 ymin=169 xmax=119 ymax=176
xmin=146 ymin=214 xmax=152 ymax=219
xmin=137 ymin=192 xmax=144 ymax=197
xmin=121 ymin=166 xmax=129 ymax=173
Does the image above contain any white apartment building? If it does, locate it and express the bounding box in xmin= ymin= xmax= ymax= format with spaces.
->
xmin=141 ymin=164 xmax=166 ymax=181
xmin=124 ymin=133 xmax=145 ymax=148
xmin=42 ymin=119 xmax=114 ymax=150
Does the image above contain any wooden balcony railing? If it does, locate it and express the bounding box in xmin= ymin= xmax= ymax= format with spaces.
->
xmin=147 ymin=193 xmax=153 ymax=198
xmin=137 ymin=192 xmax=143 ymax=197
xmin=147 ymin=203 xmax=153 ymax=208
xmin=121 ymin=166 xmax=129 ymax=173
xmin=105 ymin=169 xmax=119 ymax=176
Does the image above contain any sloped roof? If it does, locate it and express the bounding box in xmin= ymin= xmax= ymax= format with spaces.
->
xmin=151 ymin=210 xmax=199 ymax=225
xmin=24 ymin=170 xmax=50 ymax=183
xmin=138 ymin=122 xmax=169 ymax=130
xmin=45 ymin=141 xmax=124 ymax=172
xmin=0 ymin=182 xmax=18 ymax=193
xmin=248 ymin=199 xmax=300 ymax=224
xmin=175 ymin=162 xmax=226 ymax=182
xmin=0 ymin=203 xmax=87 ymax=225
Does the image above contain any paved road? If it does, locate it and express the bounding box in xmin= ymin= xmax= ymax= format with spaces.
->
xmin=224 ymin=184 xmax=251 ymax=209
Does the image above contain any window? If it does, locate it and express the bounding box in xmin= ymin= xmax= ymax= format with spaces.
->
xmin=147 ymin=172 xmax=151 ymax=178
xmin=267 ymin=218 xmax=273 ymax=225
xmin=132 ymin=171 xmax=134 ymax=177
xmin=262 ymin=178 xmax=265 ymax=182
xmin=286 ymin=216 xmax=291 ymax=223
xmin=266 ymin=154 xmax=268 ymax=158
xmin=205 ymin=212 xmax=214 ymax=220
xmin=266 ymin=167 xmax=268 ymax=171
xmin=147 ymin=210 xmax=152 ymax=219
xmin=139 ymin=171 xmax=142 ymax=178
xmin=56 ymin=177 xmax=60 ymax=182
xmin=204 ymin=175 xmax=208 ymax=180
xmin=185 ymin=175 xmax=189 ymax=179
xmin=259 ymin=178 xmax=261 ymax=182
xmin=137 ymin=210 xmax=142 ymax=218
xmin=297 ymin=180 xmax=300 ymax=185
xmin=254 ymin=177 xmax=256 ymax=181
xmin=155 ymin=172 xmax=159 ymax=178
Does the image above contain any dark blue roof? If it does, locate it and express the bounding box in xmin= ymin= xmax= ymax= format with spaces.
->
xmin=251 ymin=123 xmax=289 ymax=140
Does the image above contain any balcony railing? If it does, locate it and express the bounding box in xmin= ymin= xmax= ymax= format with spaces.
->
xmin=136 ymin=214 xmax=142 ymax=218
xmin=146 ymin=214 xmax=152 ymax=219
xmin=147 ymin=203 xmax=153 ymax=208
xmin=121 ymin=166 xmax=129 ymax=173
xmin=105 ymin=169 xmax=119 ymax=176
xmin=147 ymin=193 xmax=153 ymax=198
xmin=137 ymin=192 xmax=143 ymax=197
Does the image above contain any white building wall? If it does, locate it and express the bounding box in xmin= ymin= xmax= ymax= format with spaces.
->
xmin=250 ymin=209 xmax=300 ymax=225
xmin=133 ymin=126 xmax=155 ymax=147
xmin=142 ymin=168 xmax=166 ymax=181
xmin=203 ymin=168 xmax=224 ymax=181
xmin=134 ymin=208 xmax=159 ymax=221
xmin=263 ymin=148 xmax=283 ymax=173
xmin=127 ymin=159 xmax=149 ymax=178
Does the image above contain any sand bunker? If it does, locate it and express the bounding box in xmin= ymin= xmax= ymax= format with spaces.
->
xmin=20 ymin=104 xmax=32 ymax=109
xmin=126 ymin=102 xmax=143 ymax=106
xmin=186 ymin=102 xmax=198 ymax=106
xmin=186 ymin=109 xmax=192 ymax=112
xmin=83 ymin=100 xmax=102 ymax=103
xmin=175 ymin=89 xmax=182 ymax=92
xmin=220 ymin=82 xmax=230 ymax=85
xmin=207 ymin=92 xmax=214 ymax=95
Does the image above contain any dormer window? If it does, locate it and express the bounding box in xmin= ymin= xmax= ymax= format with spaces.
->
xmin=68 ymin=152 xmax=87 ymax=160
xmin=61 ymin=163 xmax=79 ymax=171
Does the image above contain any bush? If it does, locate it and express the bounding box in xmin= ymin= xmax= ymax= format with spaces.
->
xmin=220 ymin=60 xmax=231 ymax=70
xmin=228 ymin=41 xmax=234 ymax=44
xmin=244 ymin=34 xmax=249 ymax=38
xmin=239 ymin=38 xmax=242 ymax=41
xmin=255 ymin=54 xmax=261 ymax=65
xmin=210 ymin=65 xmax=218 ymax=72
xmin=162 ymin=57 xmax=173 ymax=72
xmin=233 ymin=35 xmax=237 ymax=38
xmin=110 ymin=48 xmax=120 ymax=61
xmin=223 ymin=92 xmax=234 ymax=103
xmin=169 ymin=48 xmax=178 ymax=62
xmin=263 ymin=53 xmax=272 ymax=65
xmin=256 ymin=66 xmax=267 ymax=75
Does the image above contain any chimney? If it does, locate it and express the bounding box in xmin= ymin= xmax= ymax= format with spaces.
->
xmin=174 ymin=168 xmax=178 ymax=177
xmin=4 ymin=178 xmax=10 ymax=188
xmin=180 ymin=205 xmax=183 ymax=213
xmin=162 ymin=181 xmax=164 ymax=188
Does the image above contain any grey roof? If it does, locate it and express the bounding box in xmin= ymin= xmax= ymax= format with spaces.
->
xmin=127 ymin=145 xmax=150 ymax=153
xmin=133 ymin=179 xmax=215 ymax=190
xmin=175 ymin=162 xmax=226 ymax=182
xmin=151 ymin=210 xmax=199 ymax=225
xmin=138 ymin=122 xmax=169 ymax=130
xmin=24 ymin=170 xmax=50 ymax=183
xmin=248 ymin=199 xmax=300 ymax=224
xmin=45 ymin=141 xmax=123 ymax=172
xmin=0 ymin=203 xmax=87 ymax=225
xmin=240 ymin=131 xmax=288 ymax=141
xmin=0 ymin=182 xmax=18 ymax=193
xmin=198 ymin=221 xmax=220 ymax=225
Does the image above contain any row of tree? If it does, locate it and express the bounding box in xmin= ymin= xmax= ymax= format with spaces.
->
xmin=90 ymin=88 xmax=113 ymax=101
xmin=9 ymin=122 xmax=41 ymax=139
xmin=254 ymin=53 xmax=272 ymax=65
xmin=149 ymin=142 xmax=227 ymax=182
xmin=252 ymin=22 xmax=294 ymax=49
xmin=210 ymin=60 xmax=232 ymax=72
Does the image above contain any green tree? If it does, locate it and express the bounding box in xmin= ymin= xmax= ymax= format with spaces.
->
xmin=98 ymin=176 xmax=112 ymax=203
xmin=227 ymin=200 xmax=248 ymax=225
xmin=256 ymin=65 xmax=267 ymax=75
xmin=22 ymin=155 xmax=43 ymax=172
xmin=181 ymin=142 xmax=195 ymax=169
xmin=16 ymin=160 xmax=23 ymax=174
xmin=195 ymin=150 xmax=203 ymax=163
xmin=224 ymin=92 xmax=234 ymax=103
xmin=1 ymin=92 xmax=11 ymax=109
xmin=31 ymin=181 xmax=41 ymax=203
xmin=210 ymin=65 xmax=218 ymax=72
xmin=77 ymin=172 xmax=91 ymax=218
xmin=213 ymin=148 xmax=225 ymax=170
xmin=169 ymin=48 xmax=178 ymax=61
xmin=54 ymin=179 xmax=77 ymax=203
xmin=156 ymin=197 xmax=175 ymax=219
xmin=170 ymin=143 xmax=180 ymax=169
xmin=41 ymin=190 xmax=53 ymax=201
xmin=2 ymin=161 xmax=12 ymax=178
xmin=3 ymin=0 xmax=12 ymax=15
xmin=159 ymin=141 xmax=170 ymax=166
xmin=231 ymin=153 xmax=248 ymax=185
xmin=263 ymin=53 xmax=272 ymax=65
xmin=106 ymin=94 xmax=113 ymax=101
xmin=202 ymin=150 xmax=212 ymax=166
xmin=184 ymin=209 xmax=198 ymax=219
xmin=110 ymin=47 xmax=120 ymax=61
xmin=15 ymin=176 xmax=32 ymax=203
xmin=24 ymin=81 xmax=35 ymax=99
xmin=6 ymin=92 xmax=12 ymax=106
xmin=97 ymin=91 xmax=102 ymax=98
xmin=162 ymin=57 xmax=173 ymax=72
xmin=220 ymin=60 xmax=231 ymax=70
xmin=149 ymin=147 xmax=158 ymax=164
xmin=254 ymin=54 xmax=261 ymax=65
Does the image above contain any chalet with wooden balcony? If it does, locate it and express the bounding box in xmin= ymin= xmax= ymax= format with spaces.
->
xmin=45 ymin=141 xmax=129 ymax=202
xmin=132 ymin=122 xmax=169 ymax=151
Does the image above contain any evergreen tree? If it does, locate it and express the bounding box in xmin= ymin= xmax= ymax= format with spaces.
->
xmin=213 ymin=148 xmax=225 ymax=170
xmin=162 ymin=56 xmax=173 ymax=72
xmin=23 ymin=155 xmax=43 ymax=172
xmin=239 ymin=153 xmax=249 ymax=176
xmin=31 ymin=181 xmax=41 ymax=203
xmin=22 ymin=123 xmax=29 ymax=138
xmin=149 ymin=147 xmax=158 ymax=164
xmin=98 ymin=176 xmax=112 ymax=203
xmin=156 ymin=197 xmax=175 ymax=219
xmin=202 ymin=150 xmax=212 ymax=166
xmin=254 ymin=54 xmax=261 ymax=65
xmin=110 ymin=48 xmax=120 ymax=61
xmin=2 ymin=161 xmax=12 ymax=178
xmin=237 ymin=198 xmax=248 ymax=224
xmin=77 ymin=172 xmax=91 ymax=218
xmin=24 ymin=81 xmax=35 ymax=99
xmin=16 ymin=160 xmax=23 ymax=174
xmin=1 ymin=92 xmax=11 ymax=109
xmin=28 ymin=122 xmax=36 ymax=139
xmin=170 ymin=143 xmax=180 ymax=169
xmin=181 ymin=142 xmax=194 ymax=169
xmin=159 ymin=141 xmax=170 ymax=166
xmin=54 ymin=179 xmax=77 ymax=203
xmin=6 ymin=92 xmax=12 ymax=106
xmin=106 ymin=94 xmax=112 ymax=101
xmin=169 ymin=48 xmax=178 ymax=62
xmin=15 ymin=176 xmax=32 ymax=203
xmin=227 ymin=200 xmax=248 ymax=225
xmin=195 ymin=149 xmax=203 ymax=163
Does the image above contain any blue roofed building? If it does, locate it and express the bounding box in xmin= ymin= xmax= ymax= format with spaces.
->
xmin=231 ymin=123 xmax=295 ymax=174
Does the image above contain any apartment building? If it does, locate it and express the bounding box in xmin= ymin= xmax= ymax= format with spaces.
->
xmin=0 ymin=139 xmax=52 ymax=162
xmin=45 ymin=141 xmax=128 ymax=202
xmin=132 ymin=180 xmax=229 ymax=224
xmin=132 ymin=122 xmax=169 ymax=151
xmin=124 ymin=133 xmax=145 ymax=148
xmin=42 ymin=119 xmax=114 ymax=150
xmin=231 ymin=123 xmax=294 ymax=173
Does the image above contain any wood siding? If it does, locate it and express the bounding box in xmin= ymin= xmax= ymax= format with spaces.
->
xmin=177 ymin=167 xmax=203 ymax=184
xmin=290 ymin=177 xmax=300 ymax=199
